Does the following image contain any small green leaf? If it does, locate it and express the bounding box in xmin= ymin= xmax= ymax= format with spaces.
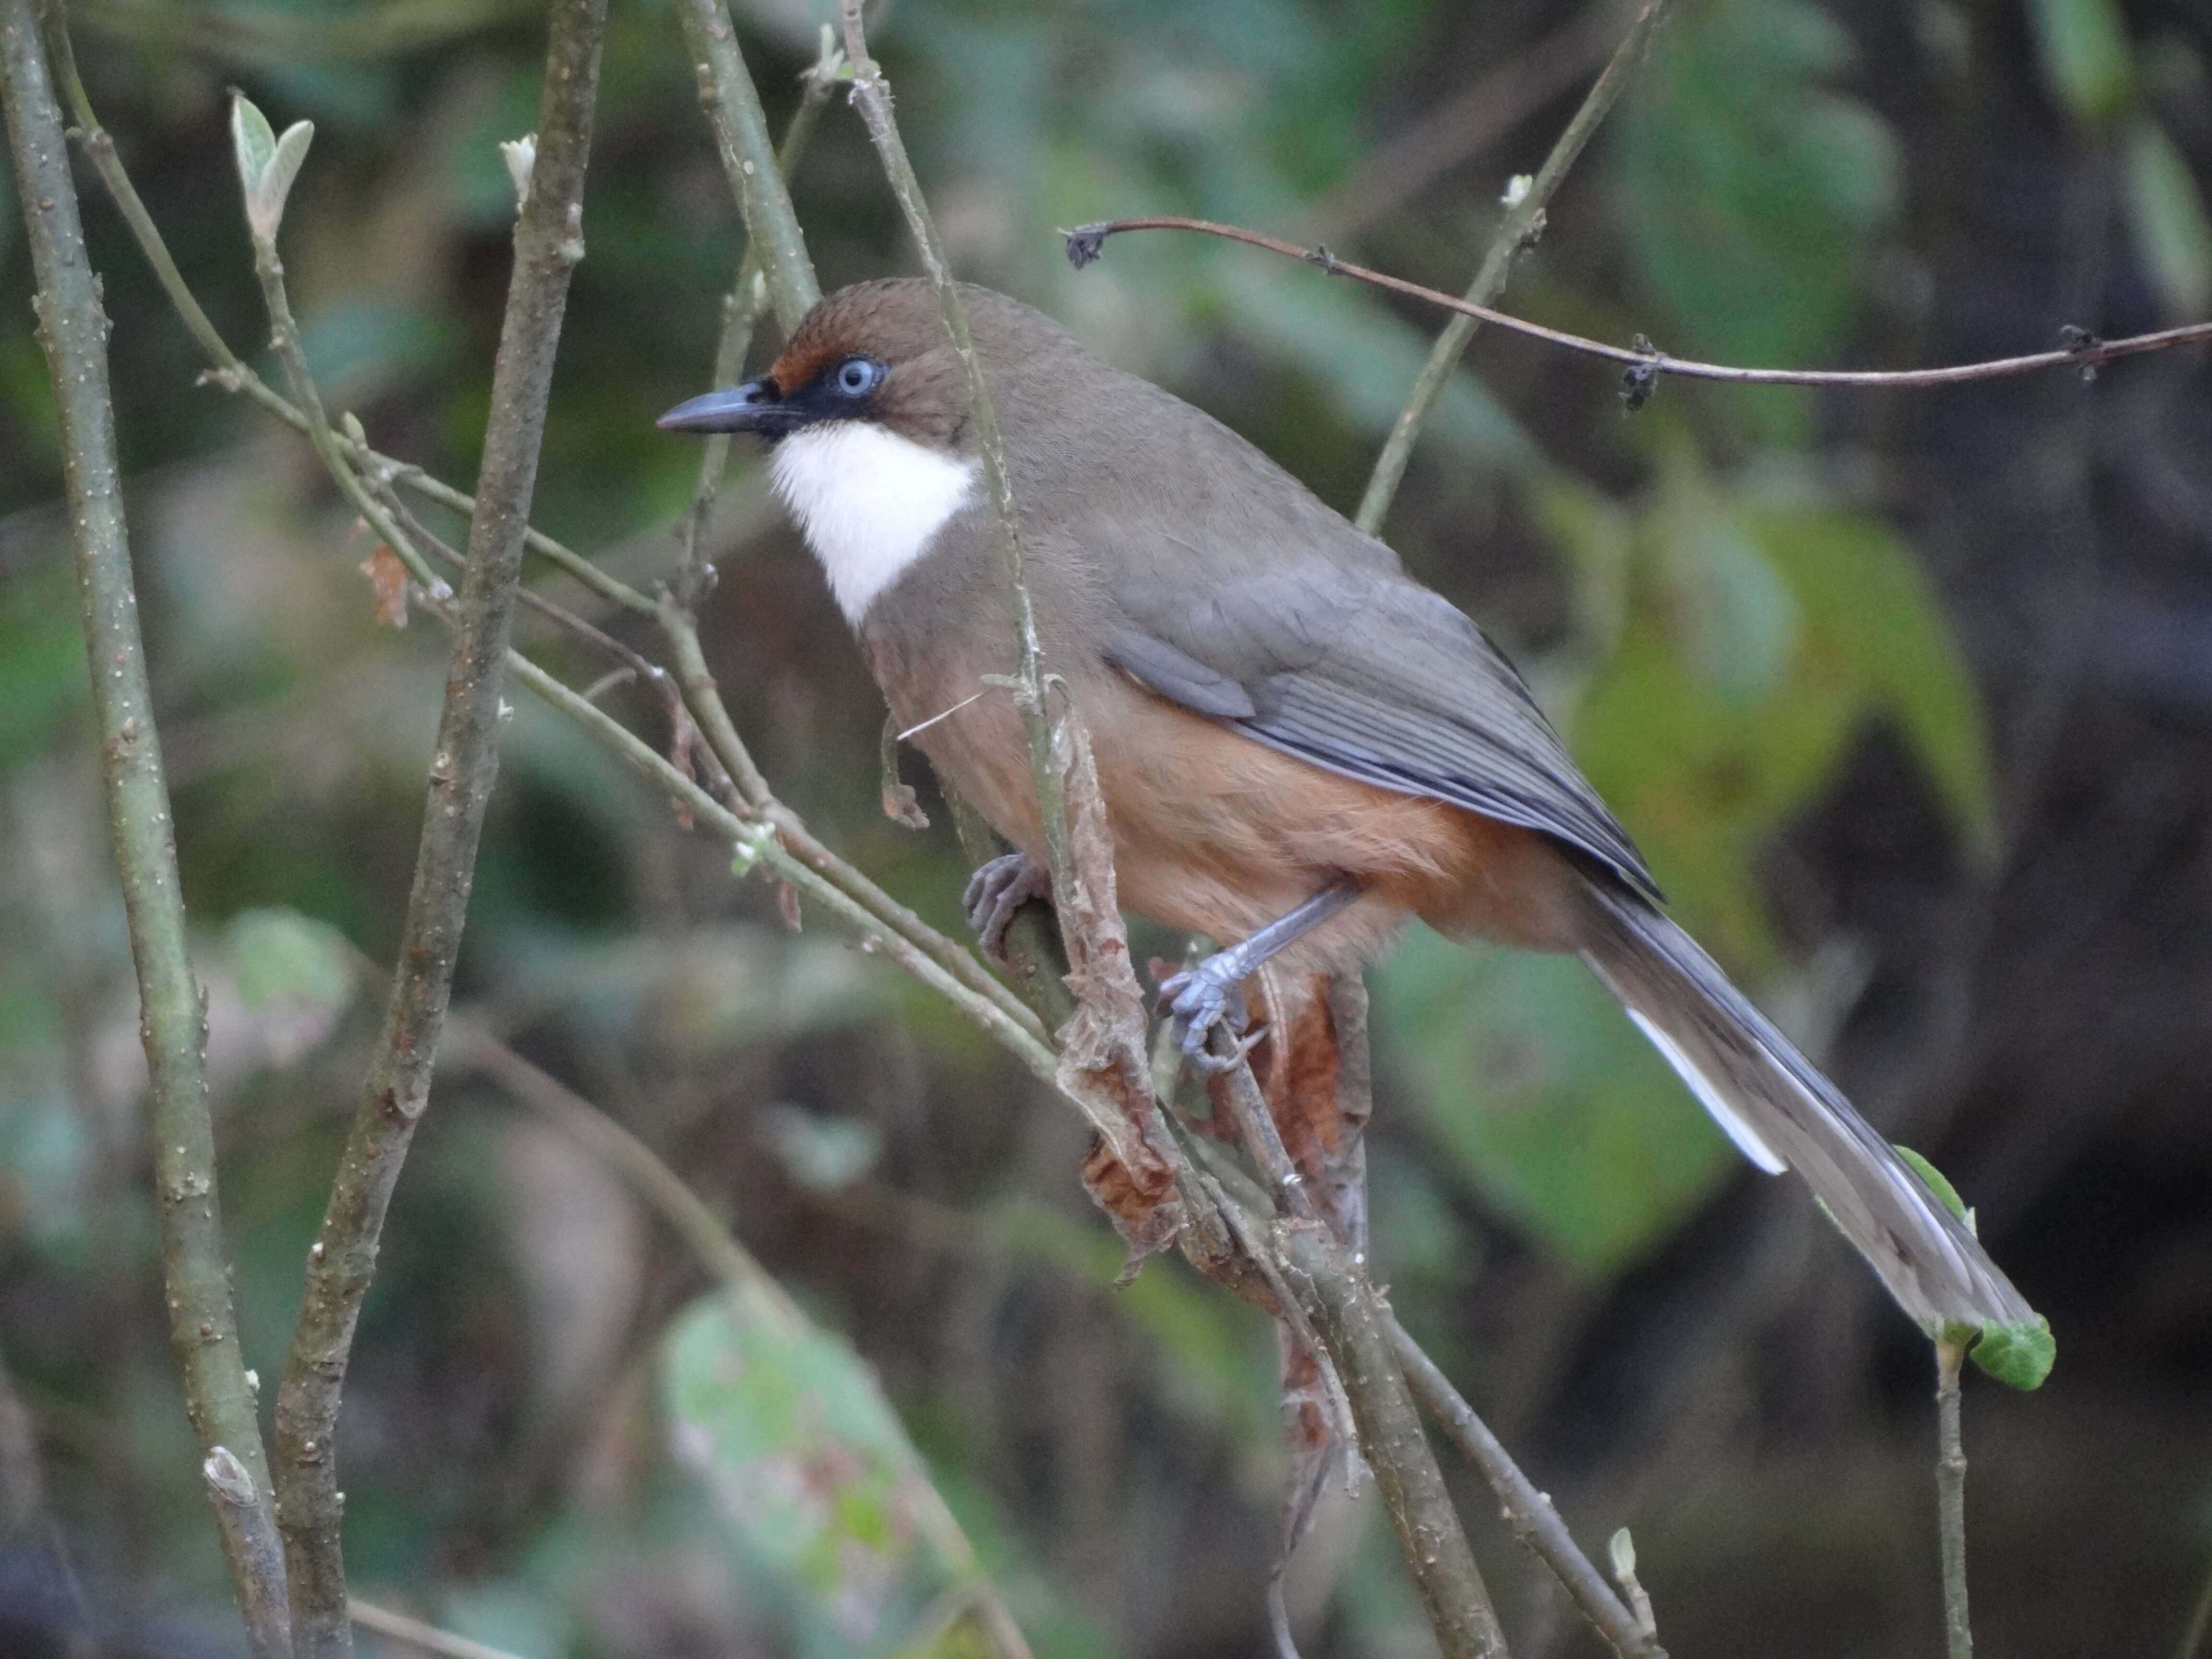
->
xmin=229 ymin=93 xmax=313 ymax=246
xmin=1892 ymin=1144 xmax=1967 ymax=1224
xmin=2025 ymin=0 xmax=2134 ymax=123
xmin=1971 ymin=1314 xmax=2057 ymax=1390
xmin=229 ymin=93 xmax=277 ymax=195
xmin=1608 ymin=1527 xmax=1637 ymax=1578
xmin=252 ymin=120 xmax=315 ymax=244
xmin=2122 ymin=116 xmax=2212 ymax=320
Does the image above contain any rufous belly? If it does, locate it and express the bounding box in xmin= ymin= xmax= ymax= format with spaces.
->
xmin=897 ymin=661 xmax=1588 ymax=973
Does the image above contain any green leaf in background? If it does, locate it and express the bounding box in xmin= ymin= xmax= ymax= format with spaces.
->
xmin=224 ymin=907 xmax=354 ymax=1016
xmin=1373 ymin=927 xmax=1738 ymax=1275
xmin=1747 ymin=502 xmax=2000 ymax=863
xmin=2025 ymin=0 xmax=2135 ymax=123
xmin=1566 ymin=447 xmax=1998 ymax=964
xmin=2122 ymin=116 xmax=2212 ymax=321
xmin=1614 ymin=0 xmax=1901 ymax=439
xmin=664 ymin=1287 xmax=969 ymax=1657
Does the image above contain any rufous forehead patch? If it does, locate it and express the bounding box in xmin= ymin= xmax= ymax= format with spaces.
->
xmin=766 ymin=337 xmax=846 ymax=397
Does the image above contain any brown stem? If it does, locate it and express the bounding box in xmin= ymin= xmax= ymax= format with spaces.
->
xmin=1391 ymin=1322 xmax=1666 ymax=1659
xmin=1069 ymin=216 xmax=2212 ymax=391
xmin=268 ymin=4 xmax=607 ymax=1653
xmin=0 ymin=1 xmax=284 ymax=1646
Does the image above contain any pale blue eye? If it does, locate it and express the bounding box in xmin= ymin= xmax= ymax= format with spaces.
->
xmin=834 ymin=357 xmax=883 ymax=397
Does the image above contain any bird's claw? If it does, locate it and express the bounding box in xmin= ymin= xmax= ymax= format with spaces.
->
xmin=1158 ymin=956 xmax=1261 ymax=1071
xmin=963 ymin=852 xmax=1051 ymax=969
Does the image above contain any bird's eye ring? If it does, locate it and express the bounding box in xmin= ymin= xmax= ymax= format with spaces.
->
xmin=833 ymin=357 xmax=884 ymax=397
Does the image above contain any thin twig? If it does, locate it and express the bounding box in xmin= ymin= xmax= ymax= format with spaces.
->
xmin=1391 ymin=1322 xmax=1665 ymax=1659
xmin=1276 ymin=1225 xmax=1508 ymax=1659
xmin=674 ymin=30 xmax=841 ymax=609
xmin=673 ymin=0 xmax=820 ymax=334
xmin=45 ymin=45 xmax=658 ymax=621
xmin=1306 ymin=1 xmax=1628 ymax=245
xmin=444 ymin=1017 xmax=1032 ymax=1659
xmin=837 ymin=0 xmax=1187 ymax=1255
xmin=1356 ymin=0 xmax=1671 ymax=533
xmin=1936 ymin=1336 xmax=1972 ymax=1659
xmin=58 ymin=45 xmax=1050 ymax=1064
xmin=348 ymin=1600 xmax=530 ymax=1659
xmin=0 ymin=5 xmax=285 ymax=1648
xmin=503 ymin=650 xmax=1067 ymax=1086
xmin=838 ymin=0 xmax=1070 ymax=884
xmin=1068 ymin=217 xmax=2212 ymax=394
xmin=269 ymin=6 xmax=608 ymax=1654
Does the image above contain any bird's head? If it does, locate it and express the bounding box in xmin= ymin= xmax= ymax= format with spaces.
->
xmin=657 ymin=277 xmax=975 ymax=452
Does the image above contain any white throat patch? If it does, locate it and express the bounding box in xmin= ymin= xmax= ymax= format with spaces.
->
xmin=769 ymin=422 xmax=978 ymax=626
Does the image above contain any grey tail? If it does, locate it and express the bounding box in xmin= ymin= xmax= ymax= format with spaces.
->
xmin=1575 ymin=881 xmax=2032 ymax=1334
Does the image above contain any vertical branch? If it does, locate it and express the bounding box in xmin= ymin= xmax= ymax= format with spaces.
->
xmin=1936 ymin=1336 xmax=1972 ymax=1659
xmin=835 ymin=0 xmax=1072 ymax=883
xmin=1354 ymin=0 xmax=1671 ymax=535
xmin=674 ymin=34 xmax=840 ymax=608
xmin=0 ymin=1 xmax=286 ymax=1648
xmin=269 ymin=3 xmax=608 ymax=1654
xmin=673 ymin=0 xmax=819 ymax=333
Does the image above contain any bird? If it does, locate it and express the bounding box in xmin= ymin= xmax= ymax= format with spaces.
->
xmin=660 ymin=277 xmax=2032 ymax=1335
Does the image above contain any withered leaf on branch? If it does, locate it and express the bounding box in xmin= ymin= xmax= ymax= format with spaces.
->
xmin=1048 ymin=716 xmax=1184 ymax=1258
xmin=359 ymin=543 xmax=409 ymax=629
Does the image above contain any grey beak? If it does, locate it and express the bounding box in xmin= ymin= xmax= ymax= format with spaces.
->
xmin=657 ymin=377 xmax=783 ymax=433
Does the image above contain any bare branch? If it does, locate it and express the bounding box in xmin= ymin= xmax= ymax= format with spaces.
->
xmin=838 ymin=0 xmax=1183 ymax=1248
xmin=349 ymin=1600 xmax=532 ymax=1659
xmin=1276 ymin=1225 xmax=1508 ymax=1659
xmin=1358 ymin=0 xmax=1673 ymax=533
xmin=1936 ymin=1336 xmax=1972 ymax=1659
xmin=1390 ymin=1322 xmax=1666 ymax=1659
xmin=268 ymin=4 xmax=608 ymax=1653
xmin=204 ymin=1449 xmax=293 ymax=1659
xmin=673 ymin=0 xmax=820 ymax=333
xmin=0 ymin=4 xmax=285 ymax=1647
xmin=1067 ymin=217 xmax=2212 ymax=395
xmin=675 ymin=30 xmax=842 ymax=609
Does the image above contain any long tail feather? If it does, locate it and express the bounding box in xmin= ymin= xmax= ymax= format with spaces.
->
xmin=1576 ymin=882 xmax=2031 ymax=1333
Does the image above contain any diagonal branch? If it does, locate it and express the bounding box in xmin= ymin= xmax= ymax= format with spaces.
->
xmin=1390 ymin=1321 xmax=1665 ymax=1659
xmin=268 ymin=3 xmax=608 ymax=1654
xmin=0 ymin=5 xmax=286 ymax=1654
xmin=1357 ymin=0 xmax=1672 ymax=533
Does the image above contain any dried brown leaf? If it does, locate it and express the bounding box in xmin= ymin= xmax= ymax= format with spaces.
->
xmin=359 ymin=544 xmax=409 ymax=628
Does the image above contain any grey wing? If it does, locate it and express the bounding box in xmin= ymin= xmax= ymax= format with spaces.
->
xmin=1106 ymin=560 xmax=1659 ymax=901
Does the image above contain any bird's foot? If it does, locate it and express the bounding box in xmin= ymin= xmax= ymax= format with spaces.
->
xmin=1157 ymin=953 xmax=1262 ymax=1071
xmin=962 ymin=852 xmax=1052 ymax=969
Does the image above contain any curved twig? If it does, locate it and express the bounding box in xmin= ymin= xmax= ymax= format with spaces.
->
xmin=1067 ymin=216 xmax=2212 ymax=391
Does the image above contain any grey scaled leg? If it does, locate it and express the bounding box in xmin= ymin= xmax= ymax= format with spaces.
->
xmin=1160 ymin=878 xmax=1361 ymax=1059
xmin=963 ymin=851 xmax=1052 ymax=970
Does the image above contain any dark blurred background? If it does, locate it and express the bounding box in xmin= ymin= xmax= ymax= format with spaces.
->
xmin=2 ymin=0 xmax=2210 ymax=1653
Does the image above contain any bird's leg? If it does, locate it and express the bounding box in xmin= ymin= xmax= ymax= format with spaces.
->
xmin=962 ymin=851 xmax=1053 ymax=970
xmin=1160 ymin=878 xmax=1361 ymax=1061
